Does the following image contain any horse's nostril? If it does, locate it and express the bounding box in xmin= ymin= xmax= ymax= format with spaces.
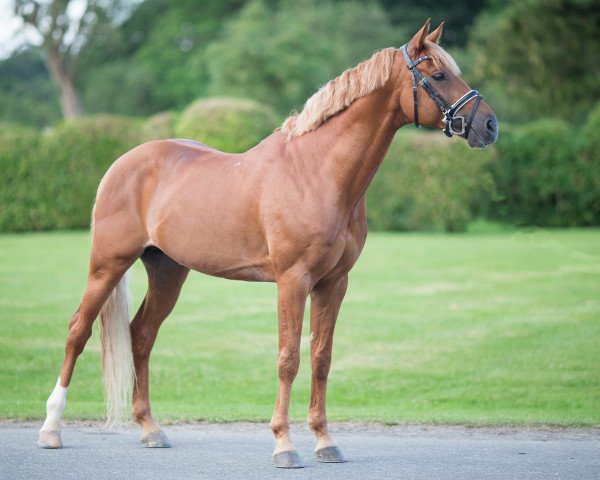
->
xmin=486 ymin=117 xmax=496 ymax=133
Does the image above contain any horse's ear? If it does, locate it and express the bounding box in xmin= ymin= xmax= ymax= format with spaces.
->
xmin=408 ymin=18 xmax=431 ymax=54
xmin=426 ymin=22 xmax=444 ymax=44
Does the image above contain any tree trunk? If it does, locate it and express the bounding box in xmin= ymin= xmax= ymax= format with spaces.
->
xmin=46 ymin=52 xmax=84 ymax=119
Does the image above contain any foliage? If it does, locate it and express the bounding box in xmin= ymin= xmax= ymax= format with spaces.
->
xmin=174 ymin=97 xmax=278 ymax=152
xmin=0 ymin=102 xmax=280 ymax=233
xmin=41 ymin=116 xmax=143 ymax=229
xmin=205 ymin=0 xmax=399 ymax=114
xmin=12 ymin=0 xmax=137 ymax=118
xmin=4 ymin=105 xmax=600 ymax=233
xmin=1 ymin=230 xmax=599 ymax=425
xmin=0 ymin=116 xmax=142 ymax=232
xmin=377 ymin=0 xmax=485 ymax=46
xmin=368 ymin=131 xmax=495 ymax=232
xmin=467 ymin=0 xmax=600 ymax=123
xmin=573 ymin=103 xmax=600 ymax=224
xmin=0 ymin=124 xmax=44 ymax=231
xmin=487 ymin=110 xmax=600 ymax=227
xmin=82 ymin=60 xmax=159 ymax=117
xmin=0 ymin=49 xmax=61 ymax=128
xmin=2 ymin=0 xmax=596 ymax=128
xmin=77 ymin=0 xmax=247 ymax=112
xmin=141 ymin=111 xmax=178 ymax=141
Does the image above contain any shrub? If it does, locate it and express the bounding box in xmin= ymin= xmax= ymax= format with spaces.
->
xmin=0 ymin=124 xmax=43 ymax=231
xmin=40 ymin=115 xmax=143 ymax=230
xmin=487 ymin=119 xmax=597 ymax=226
xmin=0 ymin=116 xmax=143 ymax=232
xmin=367 ymin=131 xmax=495 ymax=232
xmin=141 ymin=111 xmax=178 ymax=141
xmin=174 ymin=97 xmax=279 ymax=152
xmin=573 ymin=103 xmax=600 ymax=225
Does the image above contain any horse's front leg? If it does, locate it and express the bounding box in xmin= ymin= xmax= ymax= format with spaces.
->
xmin=270 ymin=273 xmax=311 ymax=468
xmin=308 ymin=274 xmax=348 ymax=463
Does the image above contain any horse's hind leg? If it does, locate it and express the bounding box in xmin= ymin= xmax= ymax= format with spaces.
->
xmin=38 ymin=253 xmax=135 ymax=449
xmin=130 ymin=247 xmax=189 ymax=448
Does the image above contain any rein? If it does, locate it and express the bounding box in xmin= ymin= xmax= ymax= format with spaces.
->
xmin=400 ymin=44 xmax=481 ymax=138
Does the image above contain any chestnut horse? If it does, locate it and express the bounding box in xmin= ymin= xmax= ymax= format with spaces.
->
xmin=38 ymin=20 xmax=497 ymax=468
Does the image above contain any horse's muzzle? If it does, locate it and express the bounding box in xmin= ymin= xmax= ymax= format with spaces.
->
xmin=468 ymin=113 xmax=498 ymax=148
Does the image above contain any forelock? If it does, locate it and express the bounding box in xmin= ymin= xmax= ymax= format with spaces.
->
xmin=424 ymin=41 xmax=461 ymax=76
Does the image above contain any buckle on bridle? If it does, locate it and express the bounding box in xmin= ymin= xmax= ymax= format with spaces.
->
xmin=444 ymin=115 xmax=466 ymax=137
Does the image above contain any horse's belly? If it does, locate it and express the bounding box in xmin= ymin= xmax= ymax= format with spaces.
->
xmin=152 ymin=223 xmax=275 ymax=282
xmin=184 ymin=255 xmax=276 ymax=282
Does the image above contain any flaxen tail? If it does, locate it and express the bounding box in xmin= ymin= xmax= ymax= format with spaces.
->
xmin=98 ymin=271 xmax=135 ymax=427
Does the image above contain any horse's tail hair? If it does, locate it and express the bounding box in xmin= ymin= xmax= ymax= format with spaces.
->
xmin=99 ymin=270 xmax=135 ymax=428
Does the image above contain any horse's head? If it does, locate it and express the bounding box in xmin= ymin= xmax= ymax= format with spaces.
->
xmin=397 ymin=20 xmax=498 ymax=148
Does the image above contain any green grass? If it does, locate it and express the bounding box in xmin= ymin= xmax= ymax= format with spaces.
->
xmin=0 ymin=229 xmax=599 ymax=425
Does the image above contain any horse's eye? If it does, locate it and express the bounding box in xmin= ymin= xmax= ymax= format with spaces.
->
xmin=432 ymin=72 xmax=446 ymax=81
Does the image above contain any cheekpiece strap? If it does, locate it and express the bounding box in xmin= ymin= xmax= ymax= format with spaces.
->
xmin=400 ymin=44 xmax=431 ymax=128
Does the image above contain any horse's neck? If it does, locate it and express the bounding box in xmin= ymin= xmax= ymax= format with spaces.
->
xmin=296 ymin=87 xmax=401 ymax=212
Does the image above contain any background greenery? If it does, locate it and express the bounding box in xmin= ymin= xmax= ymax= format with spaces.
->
xmin=1 ymin=0 xmax=598 ymax=233
xmin=1 ymin=230 xmax=598 ymax=424
xmin=2 ymin=0 xmax=597 ymax=125
xmin=1 ymin=104 xmax=599 ymax=232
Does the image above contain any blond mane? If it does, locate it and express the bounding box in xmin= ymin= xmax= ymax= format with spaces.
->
xmin=281 ymin=48 xmax=396 ymax=138
xmin=280 ymin=42 xmax=461 ymax=138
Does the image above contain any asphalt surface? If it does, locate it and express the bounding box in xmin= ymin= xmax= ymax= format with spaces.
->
xmin=1 ymin=422 xmax=598 ymax=480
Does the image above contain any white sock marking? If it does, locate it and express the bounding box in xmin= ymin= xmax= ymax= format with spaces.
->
xmin=40 ymin=378 xmax=68 ymax=432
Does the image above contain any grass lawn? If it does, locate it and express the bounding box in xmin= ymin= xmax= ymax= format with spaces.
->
xmin=0 ymin=229 xmax=598 ymax=426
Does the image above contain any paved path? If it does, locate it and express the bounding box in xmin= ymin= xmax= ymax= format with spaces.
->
xmin=1 ymin=422 xmax=598 ymax=480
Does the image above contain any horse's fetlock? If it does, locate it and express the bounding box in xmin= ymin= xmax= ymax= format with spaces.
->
xmin=270 ymin=416 xmax=289 ymax=437
xmin=132 ymin=409 xmax=149 ymax=425
xmin=308 ymin=414 xmax=327 ymax=434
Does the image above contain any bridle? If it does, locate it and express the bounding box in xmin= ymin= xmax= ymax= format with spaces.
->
xmin=400 ymin=44 xmax=481 ymax=138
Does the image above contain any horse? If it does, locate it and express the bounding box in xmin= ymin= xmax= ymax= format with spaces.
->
xmin=38 ymin=20 xmax=497 ymax=468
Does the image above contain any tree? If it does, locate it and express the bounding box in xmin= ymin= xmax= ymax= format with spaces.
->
xmin=13 ymin=0 xmax=132 ymax=119
xmin=377 ymin=0 xmax=486 ymax=46
xmin=205 ymin=0 xmax=399 ymax=114
xmin=0 ymin=48 xmax=61 ymax=126
xmin=467 ymin=0 xmax=600 ymax=122
xmin=75 ymin=0 xmax=246 ymax=114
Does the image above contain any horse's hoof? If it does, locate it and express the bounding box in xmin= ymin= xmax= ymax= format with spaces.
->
xmin=273 ymin=450 xmax=305 ymax=468
xmin=37 ymin=430 xmax=62 ymax=449
xmin=141 ymin=430 xmax=171 ymax=448
xmin=315 ymin=445 xmax=347 ymax=463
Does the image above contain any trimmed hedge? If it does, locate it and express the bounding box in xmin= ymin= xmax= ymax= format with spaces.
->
xmin=0 ymin=124 xmax=44 ymax=231
xmin=0 ymin=116 xmax=142 ymax=231
xmin=368 ymin=131 xmax=495 ymax=232
xmin=2 ymin=102 xmax=600 ymax=233
xmin=175 ymin=97 xmax=279 ymax=152
xmin=574 ymin=103 xmax=600 ymax=225
xmin=0 ymin=99 xmax=279 ymax=232
xmin=141 ymin=111 xmax=178 ymax=141
xmin=487 ymin=105 xmax=600 ymax=227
